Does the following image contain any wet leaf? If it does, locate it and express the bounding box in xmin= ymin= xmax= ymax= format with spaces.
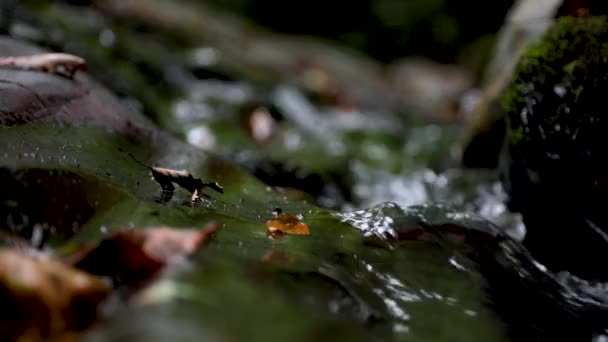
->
xmin=68 ymin=223 xmax=220 ymax=286
xmin=0 ymin=248 xmax=111 ymax=341
xmin=266 ymin=209 xmax=311 ymax=236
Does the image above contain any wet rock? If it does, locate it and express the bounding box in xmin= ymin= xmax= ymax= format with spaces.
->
xmin=344 ymin=202 xmax=608 ymax=340
xmin=0 ymin=35 xmax=159 ymax=139
xmin=502 ymin=15 xmax=608 ymax=280
xmin=0 ymin=168 xmax=128 ymax=246
xmin=462 ymin=0 xmax=608 ymax=169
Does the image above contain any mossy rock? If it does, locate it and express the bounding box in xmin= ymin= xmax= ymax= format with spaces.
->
xmin=504 ymin=15 xmax=608 ymax=175
xmin=502 ymin=15 xmax=608 ymax=279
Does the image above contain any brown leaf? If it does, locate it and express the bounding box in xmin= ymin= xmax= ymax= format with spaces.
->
xmin=266 ymin=212 xmax=311 ymax=236
xmin=0 ymin=249 xmax=111 ymax=340
xmin=139 ymin=224 xmax=220 ymax=261
xmin=69 ymin=223 xmax=220 ymax=286
xmin=0 ymin=53 xmax=87 ymax=78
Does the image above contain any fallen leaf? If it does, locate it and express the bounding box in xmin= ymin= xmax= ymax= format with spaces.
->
xmin=0 ymin=53 xmax=87 ymax=78
xmin=0 ymin=249 xmax=111 ymax=341
xmin=68 ymin=223 xmax=220 ymax=286
xmin=140 ymin=224 xmax=220 ymax=261
xmin=266 ymin=210 xmax=311 ymax=236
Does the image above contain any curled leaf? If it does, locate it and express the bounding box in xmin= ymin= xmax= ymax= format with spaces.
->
xmin=68 ymin=223 xmax=220 ymax=286
xmin=0 ymin=249 xmax=111 ymax=341
xmin=266 ymin=210 xmax=311 ymax=236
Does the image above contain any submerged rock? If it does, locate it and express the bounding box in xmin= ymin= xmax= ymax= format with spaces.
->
xmin=502 ymin=15 xmax=608 ymax=279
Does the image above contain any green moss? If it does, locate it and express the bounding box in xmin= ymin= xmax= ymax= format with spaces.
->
xmin=562 ymin=60 xmax=580 ymax=75
xmin=503 ymin=16 xmax=608 ymax=152
xmin=508 ymin=127 xmax=525 ymax=145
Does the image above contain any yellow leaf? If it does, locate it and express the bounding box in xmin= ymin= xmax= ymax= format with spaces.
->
xmin=266 ymin=212 xmax=311 ymax=235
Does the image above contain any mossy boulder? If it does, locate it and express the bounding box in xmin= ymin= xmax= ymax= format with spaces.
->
xmin=502 ymin=15 xmax=608 ymax=279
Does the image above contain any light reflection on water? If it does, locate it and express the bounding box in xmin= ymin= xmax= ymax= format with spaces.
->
xmin=330 ymin=200 xmax=502 ymax=339
xmin=357 ymin=257 xmax=486 ymax=337
xmin=348 ymin=164 xmax=526 ymax=240
xmin=332 ymin=202 xmax=401 ymax=239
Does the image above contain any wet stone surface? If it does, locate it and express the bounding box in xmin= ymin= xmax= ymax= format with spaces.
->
xmin=2 ymin=2 xmax=608 ymax=341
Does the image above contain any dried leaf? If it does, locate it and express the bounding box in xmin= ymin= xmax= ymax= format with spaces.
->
xmin=0 ymin=249 xmax=111 ymax=340
xmin=139 ymin=224 xmax=220 ymax=261
xmin=0 ymin=53 xmax=87 ymax=78
xmin=266 ymin=211 xmax=310 ymax=236
xmin=69 ymin=223 xmax=220 ymax=286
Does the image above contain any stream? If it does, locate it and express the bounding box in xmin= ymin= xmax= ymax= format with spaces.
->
xmin=1 ymin=1 xmax=607 ymax=341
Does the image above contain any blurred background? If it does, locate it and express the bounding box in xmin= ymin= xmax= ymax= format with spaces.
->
xmin=1 ymin=0 xmax=534 ymax=216
xmin=206 ymin=0 xmax=514 ymax=66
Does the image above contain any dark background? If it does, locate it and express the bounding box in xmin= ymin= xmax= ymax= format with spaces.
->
xmin=206 ymin=0 xmax=514 ymax=63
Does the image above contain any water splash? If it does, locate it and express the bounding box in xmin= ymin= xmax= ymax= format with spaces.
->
xmin=333 ymin=202 xmax=404 ymax=239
